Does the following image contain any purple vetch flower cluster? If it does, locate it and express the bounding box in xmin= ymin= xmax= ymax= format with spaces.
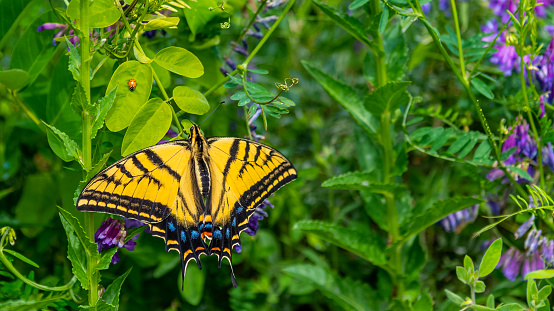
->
xmin=531 ymin=36 xmax=554 ymax=106
xmin=95 ymin=217 xmax=146 ymax=264
xmin=439 ymin=204 xmax=478 ymax=233
xmin=486 ymin=120 xmax=554 ymax=183
xmin=481 ymin=19 xmax=519 ymax=76
xmin=489 ymin=0 xmax=554 ymax=24
xmin=37 ymin=23 xmax=79 ymax=47
xmin=496 ymin=212 xmax=554 ymax=280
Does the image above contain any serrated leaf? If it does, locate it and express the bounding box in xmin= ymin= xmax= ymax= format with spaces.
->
xmin=97 ymin=268 xmax=132 ymax=309
xmin=471 ymin=77 xmax=494 ymax=99
xmin=399 ymin=197 xmax=483 ymax=245
xmin=65 ymin=36 xmax=81 ymax=81
xmin=322 ymin=171 xmax=405 ymax=195
xmin=91 ymin=87 xmax=117 ymax=139
xmin=294 ymin=220 xmax=386 ymax=265
xmin=43 ymin=122 xmax=82 ymax=165
xmin=3 ymin=249 xmax=39 ymax=269
xmin=172 ymin=86 xmax=210 ymax=115
xmin=302 ymin=61 xmax=377 ymax=137
xmin=479 ymin=238 xmax=502 ymax=277
xmin=282 ymin=264 xmax=379 ymax=311
xmin=97 ymin=247 xmax=118 ymax=270
xmin=58 ymin=206 xmax=96 ymax=290
xmin=364 ymin=81 xmax=410 ymax=117
xmin=71 ymin=83 xmax=95 ymax=115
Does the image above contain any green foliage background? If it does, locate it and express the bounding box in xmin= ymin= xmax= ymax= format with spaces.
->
xmin=1 ymin=0 xmax=554 ymax=310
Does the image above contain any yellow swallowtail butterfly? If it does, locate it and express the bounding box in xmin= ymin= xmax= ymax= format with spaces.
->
xmin=76 ymin=125 xmax=297 ymax=287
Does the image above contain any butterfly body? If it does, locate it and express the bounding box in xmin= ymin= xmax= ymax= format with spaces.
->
xmin=77 ymin=125 xmax=297 ymax=287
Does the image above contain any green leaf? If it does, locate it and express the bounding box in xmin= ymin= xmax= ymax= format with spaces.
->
xmin=10 ymin=10 xmax=58 ymax=85
xmin=282 ymin=264 xmax=379 ymax=311
xmin=105 ymin=61 xmax=153 ymax=132
xmin=446 ymin=133 xmax=471 ymax=154
xmin=71 ymin=83 xmax=95 ymax=115
xmin=496 ymin=304 xmax=524 ymax=311
xmin=97 ymin=247 xmax=118 ymax=271
xmin=399 ymin=197 xmax=483 ymax=244
xmin=473 ymin=141 xmax=492 ymax=159
xmin=506 ymin=166 xmax=533 ymax=181
xmin=312 ymin=0 xmax=374 ymax=48
xmin=65 ymin=36 xmax=81 ymax=81
xmin=527 ymin=279 xmax=538 ymax=307
xmin=538 ymin=286 xmax=552 ymax=301
xmin=173 ymin=86 xmax=210 ymax=115
xmin=124 ymin=225 xmax=148 ymax=243
xmin=378 ymin=7 xmax=389 ymax=33
xmin=154 ymin=47 xmax=204 ymax=78
xmin=43 ymin=122 xmax=83 ymax=165
xmin=413 ymin=290 xmax=433 ymax=311
xmin=183 ymin=0 xmax=220 ymax=38
xmin=479 ymin=238 xmax=502 ymax=277
xmin=263 ymin=105 xmax=288 ymax=119
xmin=464 ymin=255 xmax=474 ymax=273
xmin=248 ymin=68 xmax=269 ymax=74
xmin=302 ymin=61 xmax=377 ymax=137
xmin=456 ymin=266 xmax=468 ymax=284
xmin=121 ymin=98 xmax=172 ymax=156
xmin=322 ymin=171 xmax=405 ymax=195
xmin=444 ymin=289 xmax=464 ymax=305
xmin=180 ymin=264 xmax=206 ymax=306
xmin=472 ymin=306 xmax=494 ymax=311
xmin=524 ymin=269 xmax=554 ymax=280
xmin=0 ymin=0 xmax=28 ymax=44
xmin=3 ymin=249 xmax=39 ymax=269
xmin=0 ymin=69 xmax=29 ymax=90
xmin=475 ymin=280 xmax=486 ymax=293
xmin=294 ymin=220 xmax=386 ymax=265
xmin=364 ymin=81 xmax=410 ymax=117
xmin=91 ymin=87 xmax=117 ymax=139
xmin=97 ymin=268 xmax=132 ymax=309
xmin=349 ymin=0 xmax=370 ymax=10
xmin=471 ymin=77 xmax=494 ymax=99
xmin=143 ymin=16 xmax=180 ymax=31
xmin=486 ymin=294 xmax=495 ymax=308
xmin=58 ymin=206 xmax=96 ymax=290
xmin=67 ymin=0 xmax=120 ymax=28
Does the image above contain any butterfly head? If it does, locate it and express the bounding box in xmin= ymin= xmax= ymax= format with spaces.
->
xmin=190 ymin=124 xmax=207 ymax=153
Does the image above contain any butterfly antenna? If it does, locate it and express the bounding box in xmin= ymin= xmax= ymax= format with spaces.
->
xmin=200 ymin=101 xmax=225 ymax=125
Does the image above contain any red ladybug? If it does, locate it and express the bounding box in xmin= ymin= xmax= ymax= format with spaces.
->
xmin=128 ymin=78 xmax=137 ymax=91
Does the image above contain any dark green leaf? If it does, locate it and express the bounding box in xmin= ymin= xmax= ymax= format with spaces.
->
xmin=399 ymin=197 xmax=483 ymax=244
xmin=413 ymin=290 xmax=433 ymax=311
xmin=473 ymin=141 xmax=492 ymax=159
xmin=97 ymin=247 xmax=118 ymax=271
xmin=65 ymin=36 xmax=81 ymax=81
xmin=506 ymin=166 xmax=533 ymax=181
xmin=471 ymin=77 xmax=494 ymax=99
xmin=0 ymin=69 xmax=29 ymax=90
xmin=322 ymin=171 xmax=405 ymax=195
xmin=121 ymin=98 xmax=172 ymax=156
xmin=282 ymin=264 xmax=379 ymax=311
xmin=312 ymin=0 xmax=374 ymax=48
xmin=446 ymin=133 xmax=472 ymax=155
xmin=294 ymin=220 xmax=386 ymax=265
xmin=364 ymin=81 xmax=410 ymax=117
xmin=430 ymin=128 xmax=455 ymax=151
xmin=70 ymin=83 xmax=95 ymax=116
xmin=124 ymin=225 xmax=148 ymax=243
xmin=378 ymin=7 xmax=389 ymax=33
xmin=302 ymin=61 xmax=377 ymax=137
xmin=479 ymin=238 xmax=502 ymax=277
xmin=173 ymin=86 xmax=210 ymax=115
xmin=14 ymin=174 xmax=58 ymax=238
xmin=496 ymin=304 xmax=524 ymax=311
xmin=456 ymin=133 xmax=479 ymax=158
xmin=348 ymin=0 xmax=369 ymax=9
xmin=180 ymin=264 xmax=206 ymax=306
xmin=183 ymin=0 xmax=219 ymax=38
xmin=97 ymin=268 xmax=132 ymax=309
xmin=43 ymin=122 xmax=82 ymax=165
xmin=154 ymin=47 xmax=204 ymax=78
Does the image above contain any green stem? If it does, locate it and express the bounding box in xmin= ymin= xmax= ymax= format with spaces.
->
xmin=79 ymin=0 xmax=96 ymax=306
xmin=449 ymin=0 xmax=466 ymax=78
xmin=370 ymin=0 xmax=387 ymax=87
xmin=0 ymin=230 xmax=77 ymax=291
xmin=226 ymin=0 xmax=268 ymax=60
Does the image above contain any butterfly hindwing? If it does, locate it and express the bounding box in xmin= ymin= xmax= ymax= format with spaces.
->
xmin=204 ymin=138 xmax=297 ymax=281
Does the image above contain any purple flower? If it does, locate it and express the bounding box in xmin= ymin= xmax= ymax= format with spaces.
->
xmin=491 ymin=44 xmax=519 ymax=76
xmin=488 ymin=0 xmax=518 ymax=23
xmin=439 ymin=204 xmax=478 ymax=233
xmin=37 ymin=22 xmax=77 ymax=46
xmin=487 ymin=196 xmax=502 ymax=215
xmin=439 ymin=0 xmax=450 ymax=15
xmin=244 ymin=199 xmax=274 ymax=236
xmin=522 ymin=251 xmax=546 ymax=277
xmin=542 ymin=142 xmax=554 ymax=172
xmin=515 ymin=214 xmax=535 ymax=239
xmin=481 ymin=19 xmax=499 ymax=43
xmin=498 ymin=248 xmax=522 ymax=281
xmin=158 ymin=128 xmax=179 ymax=144
xmin=546 ymin=25 xmax=554 ymax=35
xmin=421 ymin=2 xmax=431 ymax=14
xmin=95 ymin=217 xmax=141 ymax=264
xmin=542 ymin=239 xmax=554 ymax=264
xmin=533 ymin=37 xmax=554 ymax=104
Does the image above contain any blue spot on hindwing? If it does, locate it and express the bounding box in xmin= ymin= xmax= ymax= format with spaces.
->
xmin=226 ymin=228 xmax=230 ymax=238
xmin=191 ymin=230 xmax=199 ymax=239
xmin=236 ymin=206 xmax=243 ymax=214
xmin=214 ymin=229 xmax=222 ymax=239
xmin=232 ymin=218 xmax=236 ymax=227
xmin=168 ymin=222 xmax=176 ymax=232
xmin=205 ymin=223 xmax=212 ymax=229
xmin=199 ymin=224 xmax=204 ymax=230
xmin=180 ymin=231 xmax=186 ymax=242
